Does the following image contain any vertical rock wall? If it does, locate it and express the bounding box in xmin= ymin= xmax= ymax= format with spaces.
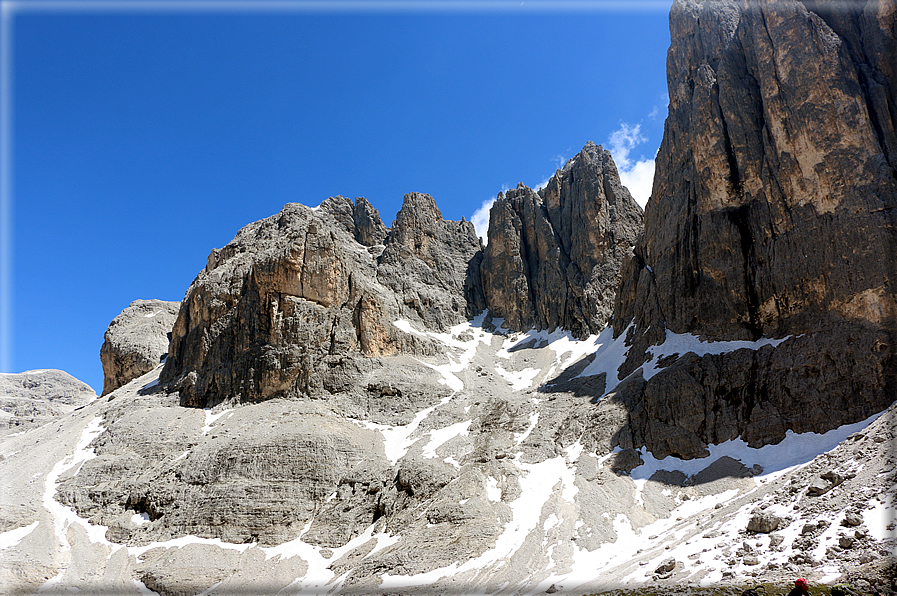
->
xmin=160 ymin=195 xmax=483 ymax=408
xmin=482 ymin=142 xmax=644 ymax=337
xmin=610 ymin=0 xmax=897 ymax=458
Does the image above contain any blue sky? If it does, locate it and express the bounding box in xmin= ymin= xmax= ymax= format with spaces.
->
xmin=3 ymin=1 xmax=671 ymax=393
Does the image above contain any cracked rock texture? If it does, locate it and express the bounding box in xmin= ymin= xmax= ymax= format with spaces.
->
xmin=0 ymin=370 xmax=95 ymax=433
xmin=482 ymin=142 xmax=644 ymax=338
xmin=161 ymin=173 xmax=639 ymax=410
xmin=100 ymin=299 xmax=180 ymax=396
xmin=160 ymin=194 xmax=480 ymax=408
xmin=610 ymin=0 xmax=897 ymax=458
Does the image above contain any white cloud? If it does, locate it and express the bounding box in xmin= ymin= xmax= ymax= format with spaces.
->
xmin=471 ymin=197 xmax=496 ymax=245
xmin=618 ymin=159 xmax=655 ymax=210
xmin=607 ymin=122 xmax=655 ymax=209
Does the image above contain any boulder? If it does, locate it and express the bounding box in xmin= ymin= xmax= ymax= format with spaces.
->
xmin=609 ymin=448 xmax=644 ymax=474
xmin=747 ymin=511 xmax=783 ymax=534
xmin=655 ymin=557 xmax=677 ymax=575
xmin=100 ymin=299 xmax=180 ymax=395
xmin=843 ymin=511 xmax=863 ymax=527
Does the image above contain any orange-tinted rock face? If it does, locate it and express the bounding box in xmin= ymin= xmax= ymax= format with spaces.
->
xmin=160 ymin=195 xmax=480 ymax=408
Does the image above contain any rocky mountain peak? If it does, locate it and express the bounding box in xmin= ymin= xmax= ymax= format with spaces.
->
xmin=482 ymin=141 xmax=644 ymax=338
xmin=317 ymin=195 xmax=388 ymax=247
xmin=160 ymin=192 xmax=489 ymax=408
xmin=4 ymin=2 xmax=897 ymax=593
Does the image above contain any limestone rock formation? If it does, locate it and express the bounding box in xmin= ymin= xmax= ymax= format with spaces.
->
xmin=610 ymin=0 xmax=897 ymax=458
xmin=377 ymin=192 xmax=486 ymax=330
xmin=0 ymin=370 xmax=95 ymax=433
xmin=100 ymin=299 xmax=180 ymax=396
xmin=482 ymin=142 xmax=643 ymax=337
xmin=160 ymin=194 xmax=482 ymax=408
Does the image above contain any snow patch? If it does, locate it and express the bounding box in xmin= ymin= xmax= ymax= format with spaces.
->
xmin=494 ymin=365 xmax=540 ymax=391
xmin=201 ymin=408 xmax=233 ymax=436
xmin=260 ymin=519 xmax=399 ymax=593
xmin=576 ymin=325 xmax=633 ymax=388
xmin=642 ymin=331 xmax=791 ymax=382
xmin=578 ymin=326 xmax=791 ymax=398
xmin=422 ymin=420 xmax=471 ymax=459
xmin=131 ymin=513 xmax=151 ymax=526
xmin=0 ymin=520 xmax=39 ymax=550
xmin=381 ymin=455 xmax=568 ymax=588
xmin=128 ymin=535 xmax=253 ymax=558
xmin=392 ymin=312 xmax=492 ymax=392
xmin=513 ymin=410 xmax=539 ymax=445
xmin=628 ymin=411 xmax=884 ymax=482
xmin=354 ymin=391 xmax=456 ymax=465
xmin=43 ymin=417 xmax=116 ymax=553
xmin=486 ymin=476 xmax=502 ymax=502
xmin=864 ymin=492 xmax=896 ymax=541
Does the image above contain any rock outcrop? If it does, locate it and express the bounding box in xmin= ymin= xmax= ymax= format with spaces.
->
xmin=377 ymin=192 xmax=486 ymax=330
xmin=610 ymin=0 xmax=897 ymax=458
xmin=100 ymin=299 xmax=180 ymax=395
xmin=482 ymin=142 xmax=644 ymax=337
xmin=160 ymin=194 xmax=482 ymax=408
xmin=0 ymin=370 xmax=95 ymax=433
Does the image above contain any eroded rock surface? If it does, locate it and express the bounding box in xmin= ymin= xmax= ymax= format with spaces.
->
xmin=100 ymin=299 xmax=180 ymax=396
xmin=482 ymin=142 xmax=643 ymax=338
xmin=0 ymin=370 xmax=95 ymax=433
xmin=610 ymin=0 xmax=897 ymax=458
xmin=160 ymin=194 xmax=482 ymax=408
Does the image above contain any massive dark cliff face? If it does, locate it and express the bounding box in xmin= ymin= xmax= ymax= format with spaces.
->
xmin=611 ymin=0 xmax=897 ymax=458
xmin=482 ymin=142 xmax=644 ymax=338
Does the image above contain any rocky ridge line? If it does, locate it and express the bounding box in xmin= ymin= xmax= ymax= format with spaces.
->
xmin=160 ymin=150 xmax=642 ymax=409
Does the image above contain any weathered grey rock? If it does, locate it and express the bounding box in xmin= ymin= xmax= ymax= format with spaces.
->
xmin=377 ymin=192 xmax=486 ymax=331
xmin=56 ymin=397 xmax=395 ymax=547
xmin=747 ymin=511 xmax=782 ymax=534
xmin=482 ymin=142 xmax=643 ymax=337
xmin=609 ymin=448 xmax=644 ymax=474
xmin=100 ymin=299 xmax=180 ymax=396
xmin=160 ymin=195 xmax=478 ymax=408
xmin=319 ymin=195 xmax=389 ymax=247
xmin=655 ymin=557 xmax=677 ymax=574
xmin=843 ymin=511 xmax=863 ymax=527
xmin=610 ymin=0 xmax=897 ymax=457
xmin=0 ymin=370 xmax=95 ymax=432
